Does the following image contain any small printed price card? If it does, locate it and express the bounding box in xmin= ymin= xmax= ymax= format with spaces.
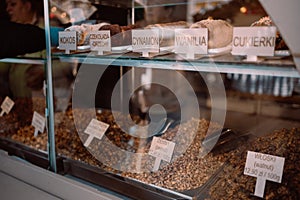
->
xmin=0 ymin=96 xmax=14 ymax=116
xmin=59 ymin=31 xmax=77 ymax=54
xmin=174 ymin=28 xmax=208 ymax=59
xmin=132 ymin=29 xmax=160 ymax=57
xmin=148 ymin=137 xmax=175 ymax=171
xmin=31 ymin=111 xmax=46 ymax=137
xmin=84 ymin=119 xmax=109 ymax=147
xmin=89 ymin=30 xmax=111 ymax=55
xmin=244 ymin=151 xmax=285 ymax=198
xmin=232 ymin=26 xmax=276 ymax=61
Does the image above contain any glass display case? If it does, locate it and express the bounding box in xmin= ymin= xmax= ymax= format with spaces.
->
xmin=1 ymin=0 xmax=299 ymax=199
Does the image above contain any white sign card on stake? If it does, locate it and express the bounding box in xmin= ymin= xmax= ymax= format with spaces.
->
xmin=174 ymin=28 xmax=208 ymax=59
xmin=244 ymin=151 xmax=285 ymax=198
xmin=148 ymin=137 xmax=176 ymax=171
xmin=232 ymin=26 xmax=277 ymax=62
xmin=0 ymin=96 xmax=14 ymax=116
xmin=59 ymin=31 xmax=77 ymax=54
xmin=132 ymin=29 xmax=160 ymax=57
xmin=89 ymin=30 xmax=111 ymax=55
xmin=31 ymin=111 xmax=46 ymax=137
xmin=84 ymin=118 xmax=110 ymax=147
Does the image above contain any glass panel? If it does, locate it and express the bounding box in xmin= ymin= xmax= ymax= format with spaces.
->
xmin=0 ymin=60 xmax=48 ymax=162
xmin=51 ymin=0 xmax=299 ymax=199
xmin=1 ymin=0 xmax=299 ymax=199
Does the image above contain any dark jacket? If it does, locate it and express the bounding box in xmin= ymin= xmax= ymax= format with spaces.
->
xmin=0 ymin=20 xmax=46 ymax=58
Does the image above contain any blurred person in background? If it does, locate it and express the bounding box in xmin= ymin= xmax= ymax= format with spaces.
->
xmin=0 ymin=0 xmax=45 ymax=97
xmin=0 ymin=0 xmax=61 ymax=59
xmin=0 ymin=0 xmax=46 ymax=58
xmin=6 ymin=0 xmax=44 ymax=25
xmin=4 ymin=0 xmax=47 ymax=97
xmin=1 ymin=0 xmax=74 ymax=111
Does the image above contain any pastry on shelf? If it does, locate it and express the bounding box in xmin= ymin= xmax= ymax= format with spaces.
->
xmin=99 ymin=24 xmax=140 ymax=46
xmin=251 ymin=16 xmax=288 ymax=50
xmin=64 ymin=22 xmax=110 ymax=46
xmin=64 ymin=23 xmax=140 ymax=47
xmin=190 ymin=19 xmax=233 ymax=49
xmin=145 ymin=21 xmax=189 ymax=29
xmin=145 ymin=21 xmax=190 ymax=47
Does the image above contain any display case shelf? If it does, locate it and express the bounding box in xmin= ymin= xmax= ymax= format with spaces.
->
xmin=57 ymin=53 xmax=300 ymax=78
xmin=0 ymin=58 xmax=46 ymax=65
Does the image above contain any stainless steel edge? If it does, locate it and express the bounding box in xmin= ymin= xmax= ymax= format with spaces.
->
xmin=43 ymin=0 xmax=57 ymax=173
xmin=58 ymin=56 xmax=300 ymax=78
xmin=0 ymin=58 xmax=46 ymax=65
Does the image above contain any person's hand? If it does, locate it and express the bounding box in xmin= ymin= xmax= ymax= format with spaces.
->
xmin=25 ymin=65 xmax=45 ymax=90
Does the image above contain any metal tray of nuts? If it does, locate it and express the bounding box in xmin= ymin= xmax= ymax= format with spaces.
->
xmin=0 ymin=107 xmax=252 ymax=200
xmin=194 ymin=128 xmax=300 ymax=200
xmin=61 ymin=157 xmax=194 ymax=200
xmin=0 ymin=128 xmax=250 ymax=200
xmin=0 ymin=137 xmax=64 ymax=171
xmin=0 ymin=136 xmax=237 ymax=200
xmin=0 ymin=137 xmax=193 ymax=199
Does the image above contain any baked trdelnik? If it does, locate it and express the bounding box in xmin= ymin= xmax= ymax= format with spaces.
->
xmin=190 ymin=19 xmax=233 ymax=49
xmin=65 ymin=23 xmax=110 ymax=46
xmin=145 ymin=21 xmax=190 ymax=46
xmin=65 ymin=23 xmax=139 ymax=46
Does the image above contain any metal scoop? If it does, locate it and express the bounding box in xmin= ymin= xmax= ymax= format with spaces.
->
xmin=202 ymin=128 xmax=248 ymax=154
xmin=129 ymin=117 xmax=175 ymax=139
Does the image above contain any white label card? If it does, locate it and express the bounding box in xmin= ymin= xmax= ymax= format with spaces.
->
xmin=59 ymin=31 xmax=77 ymax=54
xmin=232 ymin=27 xmax=277 ymax=60
xmin=132 ymin=29 xmax=160 ymax=57
xmin=0 ymin=96 xmax=14 ymax=116
xmin=175 ymin=28 xmax=208 ymax=59
xmin=31 ymin=111 xmax=46 ymax=137
xmin=244 ymin=151 xmax=285 ymax=198
xmin=84 ymin=118 xmax=110 ymax=147
xmin=89 ymin=31 xmax=111 ymax=55
xmin=148 ymin=137 xmax=175 ymax=171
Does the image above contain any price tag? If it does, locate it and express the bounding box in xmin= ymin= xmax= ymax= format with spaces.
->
xmin=84 ymin=119 xmax=109 ymax=147
xmin=244 ymin=151 xmax=285 ymax=198
xmin=175 ymin=28 xmax=208 ymax=59
xmin=89 ymin=31 xmax=111 ymax=55
xmin=0 ymin=96 xmax=14 ymax=116
xmin=232 ymin=27 xmax=277 ymax=61
xmin=59 ymin=31 xmax=77 ymax=54
xmin=31 ymin=111 xmax=46 ymax=137
xmin=148 ymin=137 xmax=175 ymax=171
xmin=132 ymin=29 xmax=159 ymax=57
